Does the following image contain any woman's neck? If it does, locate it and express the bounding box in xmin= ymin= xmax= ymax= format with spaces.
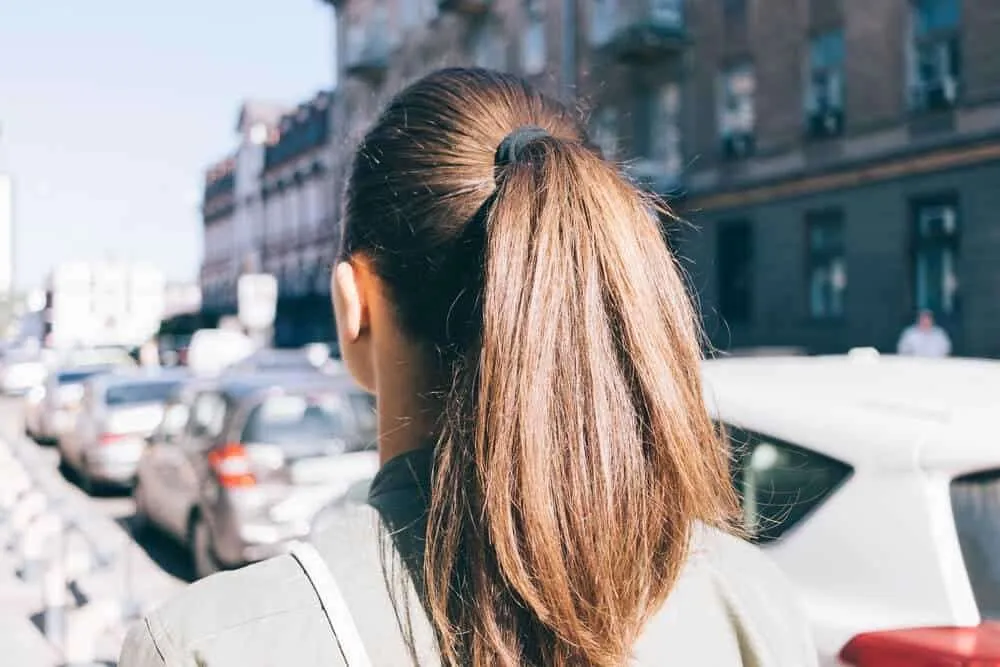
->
xmin=373 ymin=343 xmax=440 ymax=466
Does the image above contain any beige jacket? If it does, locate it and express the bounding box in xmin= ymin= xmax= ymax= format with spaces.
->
xmin=120 ymin=504 xmax=817 ymax=667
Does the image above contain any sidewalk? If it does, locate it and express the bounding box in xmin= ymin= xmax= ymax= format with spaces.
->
xmin=0 ymin=546 xmax=62 ymax=666
xmin=0 ymin=432 xmax=185 ymax=666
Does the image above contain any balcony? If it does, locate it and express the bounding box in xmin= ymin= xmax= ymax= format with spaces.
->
xmin=438 ymin=0 xmax=492 ymax=16
xmin=591 ymin=0 xmax=687 ymax=63
xmin=344 ymin=24 xmax=390 ymax=81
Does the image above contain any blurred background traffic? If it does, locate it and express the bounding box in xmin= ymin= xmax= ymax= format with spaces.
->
xmin=1 ymin=0 xmax=1000 ymax=666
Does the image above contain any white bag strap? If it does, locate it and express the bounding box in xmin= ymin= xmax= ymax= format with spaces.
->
xmin=290 ymin=541 xmax=373 ymax=667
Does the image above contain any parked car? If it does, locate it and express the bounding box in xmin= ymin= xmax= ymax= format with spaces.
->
xmin=133 ymin=372 xmax=378 ymax=578
xmin=226 ymin=347 xmax=339 ymax=376
xmin=31 ymin=365 xmax=122 ymax=444
xmin=703 ymin=353 xmax=1000 ymax=667
xmin=58 ymin=369 xmax=187 ymax=493
xmin=0 ymin=348 xmax=48 ymax=396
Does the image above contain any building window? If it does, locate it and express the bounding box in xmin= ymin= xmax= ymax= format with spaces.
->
xmin=590 ymin=0 xmax=618 ymax=45
xmin=591 ymin=107 xmax=619 ymax=160
xmin=912 ymin=198 xmax=960 ymax=316
xmin=908 ymin=0 xmax=961 ymax=111
xmin=473 ymin=22 xmax=508 ymax=71
xmin=805 ymin=30 xmax=845 ymax=138
xmin=652 ymin=83 xmax=682 ymax=177
xmin=806 ymin=210 xmax=846 ymax=319
xmin=635 ymin=83 xmax=682 ymax=179
xmin=717 ymin=220 xmax=754 ymax=324
xmin=521 ymin=1 xmax=547 ymax=75
xmin=718 ymin=63 xmax=756 ymax=159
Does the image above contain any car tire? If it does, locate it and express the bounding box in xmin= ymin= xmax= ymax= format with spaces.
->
xmin=190 ymin=514 xmax=219 ymax=580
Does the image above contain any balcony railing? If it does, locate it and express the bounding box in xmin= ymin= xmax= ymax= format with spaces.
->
xmin=591 ymin=0 xmax=687 ymax=62
xmin=345 ymin=23 xmax=390 ymax=81
xmin=439 ymin=0 xmax=492 ymax=16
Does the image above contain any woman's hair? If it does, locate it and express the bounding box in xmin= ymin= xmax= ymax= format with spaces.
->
xmin=341 ymin=68 xmax=738 ymax=666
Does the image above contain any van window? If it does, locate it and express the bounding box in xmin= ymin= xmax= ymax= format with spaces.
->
xmin=951 ymin=470 xmax=1000 ymax=620
xmin=725 ymin=425 xmax=852 ymax=544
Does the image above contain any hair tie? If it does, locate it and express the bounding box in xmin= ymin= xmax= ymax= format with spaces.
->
xmin=494 ymin=126 xmax=550 ymax=168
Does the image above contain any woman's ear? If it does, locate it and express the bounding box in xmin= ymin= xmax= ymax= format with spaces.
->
xmin=333 ymin=260 xmax=366 ymax=342
xmin=332 ymin=258 xmax=375 ymax=391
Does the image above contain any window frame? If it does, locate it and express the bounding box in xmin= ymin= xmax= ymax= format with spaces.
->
xmin=804 ymin=29 xmax=846 ymax=138
xmin=717 ymin=61 xmax=756 ymax=159
xmin=907 ymin=0 xmax=962 ymax=112
xmin=805 ymin=209 xmax=847 ymax=321
xmin=910 ymin=194 xmax=961 ymax=319
xmin=645 ymin=82 xmax=683 ymax=177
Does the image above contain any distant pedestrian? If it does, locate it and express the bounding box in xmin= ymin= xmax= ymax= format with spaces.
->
xmin=897 ymin=310 xmax=952 ymax=357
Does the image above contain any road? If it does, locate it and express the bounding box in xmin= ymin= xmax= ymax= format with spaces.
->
xmin=0 ymin=396 xmax=189 ymax=666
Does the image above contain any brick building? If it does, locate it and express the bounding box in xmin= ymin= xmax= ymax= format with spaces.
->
xmin=202 ymin=0 xmax=997 ymax=356
xmin=672 ymin=0 xmax=1000 ymax=358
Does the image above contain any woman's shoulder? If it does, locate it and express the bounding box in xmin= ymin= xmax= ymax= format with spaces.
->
xmin=120 ymin=551 xmax=347 ymax=667
xmin=635 ymin=524 xmax=818 ymax=667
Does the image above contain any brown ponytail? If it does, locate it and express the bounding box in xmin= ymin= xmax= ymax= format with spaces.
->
xmin=342 ymin=68 xmax=738 ymax=666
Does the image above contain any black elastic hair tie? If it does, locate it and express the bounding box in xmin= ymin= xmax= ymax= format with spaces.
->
xmin=494 ymin=125 xmax=551 ymax=168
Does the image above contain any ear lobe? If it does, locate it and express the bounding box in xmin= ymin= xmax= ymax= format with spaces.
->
xmin=333 ymin=261 xmax=366 ymax=342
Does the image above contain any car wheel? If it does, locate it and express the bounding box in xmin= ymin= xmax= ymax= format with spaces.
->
xmin=190 ymin=514 xmax=219 ymax=580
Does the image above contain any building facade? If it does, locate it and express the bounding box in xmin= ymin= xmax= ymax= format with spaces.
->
xmin=200 ymin=101 xmax=287 ymax=318
xmin=670 ymin=0 xmax=1000 ymax=358
xmin=261 ymin=91 xmax=337 ymax=347
xmin=204 ymin=0 xmax=998 ymax=357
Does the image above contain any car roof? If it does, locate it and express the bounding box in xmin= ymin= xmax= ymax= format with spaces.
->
xmin=702 ymin=354 xmax=1000 ymax=474
xmin=193 ymin=371 xmax=361 ymax=402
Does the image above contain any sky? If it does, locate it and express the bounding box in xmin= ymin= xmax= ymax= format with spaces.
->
xmin=0 ymin=1 xmax=334 ymax=291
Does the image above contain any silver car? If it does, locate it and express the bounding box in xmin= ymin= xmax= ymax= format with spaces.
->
xmin=33 ymin=365 xmax=120 ymax=444
xmin=133 ymin=373 xmax=378 ymax=578
xmin=59 ymin=370 xmax=187 ymax=493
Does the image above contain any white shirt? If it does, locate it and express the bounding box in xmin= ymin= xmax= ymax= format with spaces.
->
xmin=897 ymin=325 xmax=952 ymax=357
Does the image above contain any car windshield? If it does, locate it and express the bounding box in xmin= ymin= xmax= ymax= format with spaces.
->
xmin=105 ymin=381 xmax=181 ymax=407
xmin=242 ymin=392 xmax=365 ymax=448
xmin=951 ymin=470 xmax=1000 ymax=620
